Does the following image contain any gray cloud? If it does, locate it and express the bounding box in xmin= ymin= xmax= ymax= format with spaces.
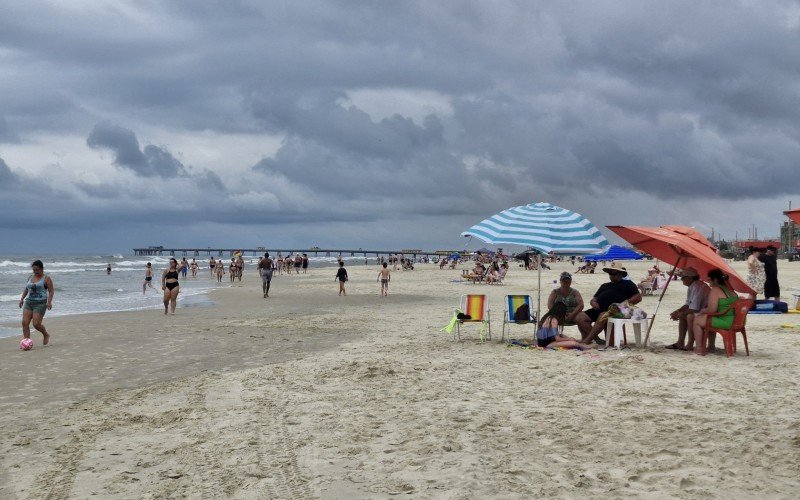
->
xmin=87 ymin=122 xmax=184 ymax=178
xmin=0 ymin=157 xmax=17 ymax=187
xmin=1 ymin=1 xmax=800 ymax=250
xmin=0 ymin=116 xmax=19 ymax=143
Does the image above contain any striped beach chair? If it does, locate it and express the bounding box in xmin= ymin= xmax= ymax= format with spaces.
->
xmin=455 ymin=294 xmax=491 ymax=342
xmin=502 ymin=294 xmax=534 ymax=341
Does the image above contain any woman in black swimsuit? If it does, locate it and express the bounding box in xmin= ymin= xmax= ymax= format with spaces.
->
xmin=162 ymin=257 xmax=180 ymax=315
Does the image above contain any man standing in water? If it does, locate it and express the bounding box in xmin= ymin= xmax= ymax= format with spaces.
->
xmin=759 ymin=245 xmax=780 ymax=300
xmin=142 ymin=262 xmax=154 ymax=294
xmin=258 ymin=252 xmax=274 ymax=298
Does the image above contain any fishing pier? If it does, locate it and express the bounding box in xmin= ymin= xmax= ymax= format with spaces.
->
xmin=133 ymin=246 xmax=466 ymax=259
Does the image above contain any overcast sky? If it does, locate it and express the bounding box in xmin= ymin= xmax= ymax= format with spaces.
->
xmin=1 ymin=1 xmax=799 ymax=253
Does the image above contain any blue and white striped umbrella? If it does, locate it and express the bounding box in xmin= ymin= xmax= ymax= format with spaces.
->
xmin=461 ymin=202 xmax=610 ymax=255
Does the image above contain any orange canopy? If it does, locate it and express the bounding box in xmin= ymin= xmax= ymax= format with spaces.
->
xmin=785 ymin=208 xmax=800 ymax=225
xmin=607 ymin=225 xmax=754 ymax=295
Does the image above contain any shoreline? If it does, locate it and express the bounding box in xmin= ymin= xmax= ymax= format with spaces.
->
xmin=0 ymin=290 xmax=217 ymax=339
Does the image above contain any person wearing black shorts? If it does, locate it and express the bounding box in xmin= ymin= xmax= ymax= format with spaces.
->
xmin=574 ymin=263 xmax=641 ymax=344
xmin=301 ymin=253 xmax=309 ymax=273
xmin=258 ymin=253 xmax=274 ymax=298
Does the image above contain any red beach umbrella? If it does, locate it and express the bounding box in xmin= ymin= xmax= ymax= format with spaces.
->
xmin=607 ymin=225 xmax=755 ymax=346
xmin=785 ymin=208 xmax=800 ymax=225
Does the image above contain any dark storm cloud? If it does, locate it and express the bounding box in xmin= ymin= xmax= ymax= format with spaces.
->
xmin=87 ymin=122 xmax=184 ymax=178
xmin=2 ymin=1 xmax=800 ymax=249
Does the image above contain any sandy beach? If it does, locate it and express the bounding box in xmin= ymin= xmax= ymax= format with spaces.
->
xmin=2 ymin=259 xmax=800 ymax=498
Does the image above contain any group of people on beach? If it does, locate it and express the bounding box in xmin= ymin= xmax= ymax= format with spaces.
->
xmin=746 ymin=245 xmax=780 ymax=300
xmin=530 ymin=260 xmax=752 ymax=354
xmin=270 ymin=253 xmax=309 ymax=274
xmin=14 ymin=246 xmax=781 ymax=352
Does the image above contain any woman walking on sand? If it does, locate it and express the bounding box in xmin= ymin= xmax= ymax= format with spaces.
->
xmin=335 ymin=261 xmax=348 ymax=296
xmin=746 ymin=247 xmax=765 ymax=299
xmin=162 ymin=258 xmax=181 ymax=314
xmin=19 ymin=260 xmax=54 ymax=346
xmin=215 ymin=258 xmax=224 ymax=282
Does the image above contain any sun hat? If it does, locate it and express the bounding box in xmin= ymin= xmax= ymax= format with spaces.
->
xmin=602 ymin=262 xmax=628 ymax=277
xmin=678 ymin=267 xmax=699 ymax=278
xmin=560 ymin=272 xmax=572 ymax=280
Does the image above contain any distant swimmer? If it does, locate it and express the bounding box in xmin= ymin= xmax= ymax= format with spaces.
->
xmin=277 ymin=254 xmax=284 ymax=275
xmin=258 ymin=252 xmax=274 ymax=298
xmin=302 ymin=253 xmax=309 ymax=273
xmin=335 ymin=261 xmax=348 ymax=296
xmin=106 ymin=263 xmax=112 ymax=275
xmin=162 ymin=258 xmax=181 ymax=315
xmin=209 ymin=256 xmax=216 ymax=276
xmin=378 ymin=262 xmax=390 ymax=297
xmin=180 ymin=257 xmax=189 ymax=278
xmin=229 ymin=259 xmax=236 ymax=282
xmin=19 ymin=259 xmax=55 ymax=347
xmin=143 ymin=262 xmax=154 ymax=294
xmin=190 ymin=258 xmax=198 ymax=277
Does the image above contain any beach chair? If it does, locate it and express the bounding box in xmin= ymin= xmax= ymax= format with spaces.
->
xmin=501 ymin=294 xmax=534 ymax=341
xmin=454 ymin=294 xmax=491 ymax=341
xmin=700 ymin=299 xmax=753 ymax=357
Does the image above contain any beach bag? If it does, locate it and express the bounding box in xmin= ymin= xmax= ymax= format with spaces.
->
xmin=456 ymin=312 xmax=472 ymax=320
xmin=514 ymin=303 xmax=530 ymax=321
xmin=752 ymin=300 xmax=788 ymax=313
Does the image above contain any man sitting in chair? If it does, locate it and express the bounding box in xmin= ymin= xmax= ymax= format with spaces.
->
xmin=665 ymin=267 xmax=710 ymax=351
xmin=463 ymin=262 xmax=486 ymax=282
xmin=575 ymin=263 xmax=642 ymax=345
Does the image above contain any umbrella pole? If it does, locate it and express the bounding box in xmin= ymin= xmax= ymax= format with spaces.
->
xmin=537 ymin=253 xmax=542 ymax=322
xmin=643 ymin=258 xmax=682 ymax=348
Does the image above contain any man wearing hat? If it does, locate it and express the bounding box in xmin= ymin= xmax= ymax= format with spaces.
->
xmin=575 ymin=262 xmax=642 ymax=344
xmin=666 ymin=267 xmax=710 ymax=350
xmin=758 ymin=246 xmax=780 ymax=300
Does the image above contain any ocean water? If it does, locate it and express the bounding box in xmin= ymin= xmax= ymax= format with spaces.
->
xmin=0 ymin=253 xmax=378 ymax=338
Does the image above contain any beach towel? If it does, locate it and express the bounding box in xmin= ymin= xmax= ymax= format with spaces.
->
xmin=441 ymin=309 xmax=462 ymax=334
xmin=752 ymin=300 xmax=788 ymax=313
xmin=441 ymin=309 xmax=487 ymax=340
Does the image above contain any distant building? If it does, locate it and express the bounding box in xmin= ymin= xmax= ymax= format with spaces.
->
xmin=735 ymin=239 xmax=781 ymax=251
xmin=779 ymin=221 xmax=800 ymax=254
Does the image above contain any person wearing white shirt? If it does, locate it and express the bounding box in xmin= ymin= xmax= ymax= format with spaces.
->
xmin=666 ymin=267 xmax=710 ymax=351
